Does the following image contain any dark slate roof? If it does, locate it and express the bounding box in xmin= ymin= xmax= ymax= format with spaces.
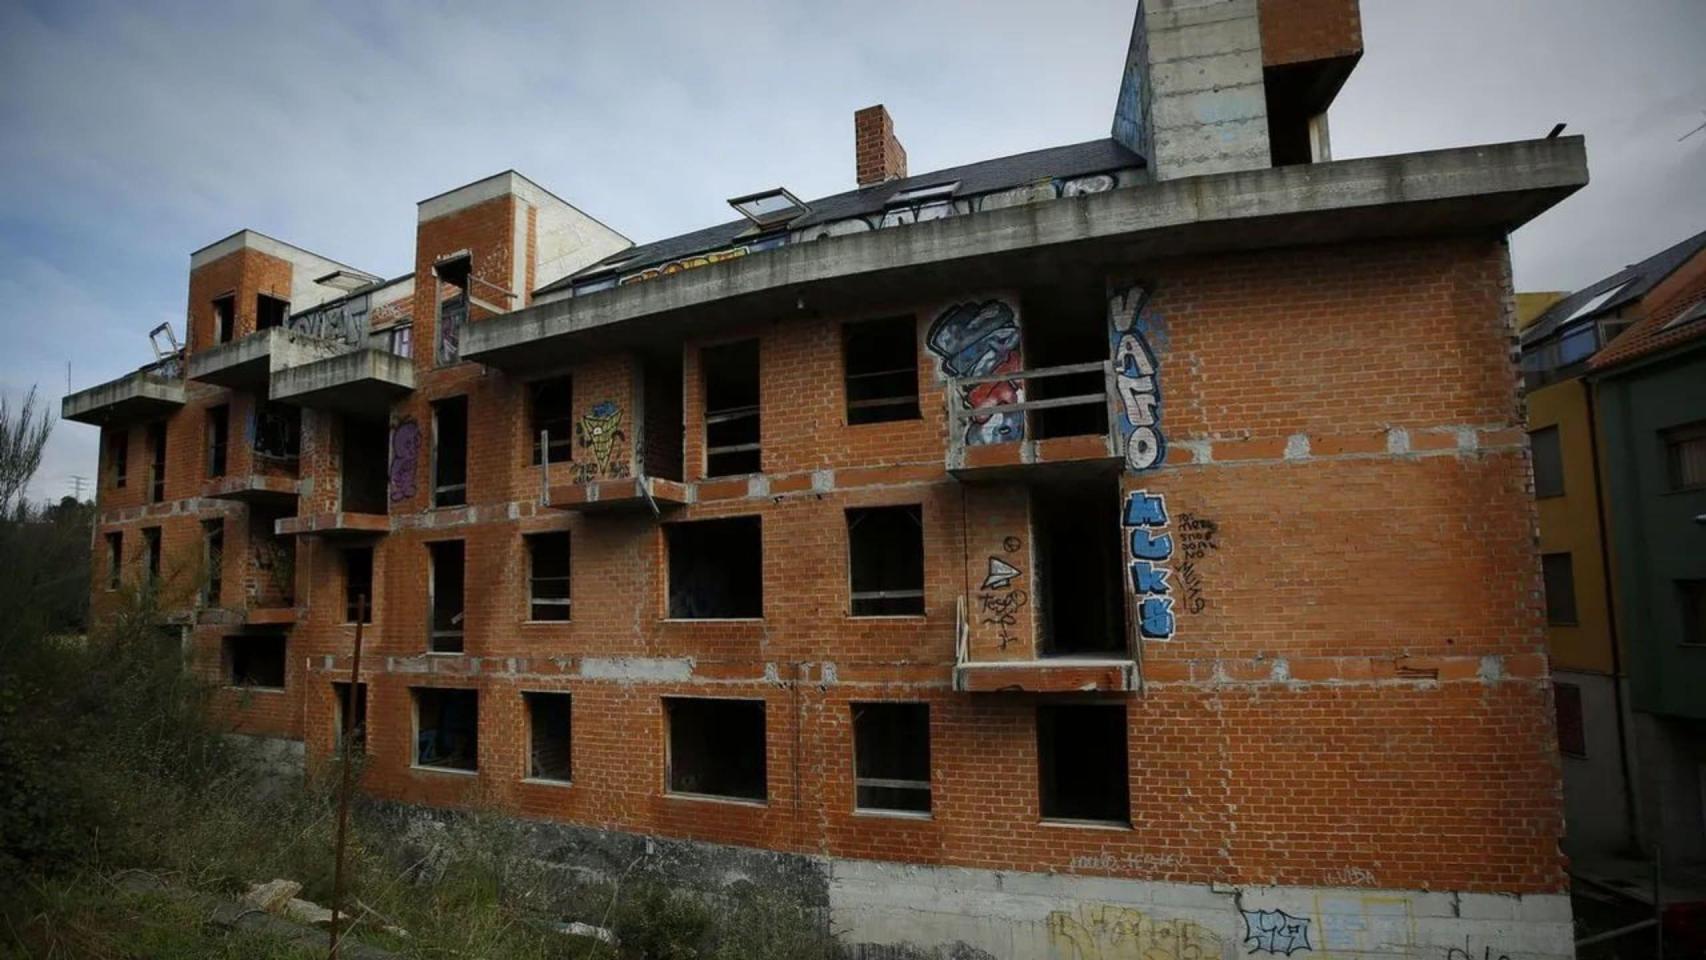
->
xmin=1521 ymin=227 xmax=1706 ymax=345
xmin=537 ymin=138 xmax=1144 ymax=296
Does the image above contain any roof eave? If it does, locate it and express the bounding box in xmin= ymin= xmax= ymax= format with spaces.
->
xmin=468 ymin=137 xmax=1587 ymax=374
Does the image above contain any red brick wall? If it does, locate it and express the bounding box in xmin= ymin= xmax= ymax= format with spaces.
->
xmin=97 ymin=232 xmax=1565 ymax=895
xmin=1259 ymin=0 xmax=1363 ymax=68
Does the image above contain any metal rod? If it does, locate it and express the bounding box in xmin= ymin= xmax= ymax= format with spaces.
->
xmin=1574 ymin=917 xmax=1659 ymax=948
xmin=328 ymin=594 xmax=366 ymax=960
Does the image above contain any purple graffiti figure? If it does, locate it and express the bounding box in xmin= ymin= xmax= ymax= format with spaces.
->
xmin=927 ymin=300 xmax=1024 ymax=446
xmin=388 ymin=418 xmax=420 ymax=502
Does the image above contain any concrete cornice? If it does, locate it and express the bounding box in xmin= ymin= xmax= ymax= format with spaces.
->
xmin=464 ymin=137 xmax=1587 ymax=372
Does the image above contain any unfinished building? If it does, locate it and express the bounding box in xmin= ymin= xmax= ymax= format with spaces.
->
xmin=64 ymin=1 xmax=1587 ymax=956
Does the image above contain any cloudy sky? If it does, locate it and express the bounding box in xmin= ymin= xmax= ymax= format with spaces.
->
xmin=2 ymin=0 xmax=1703 ymax=503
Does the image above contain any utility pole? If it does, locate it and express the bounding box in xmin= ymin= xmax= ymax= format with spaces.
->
xmin=328 ymin=594 xmax=366 ymax=959
xmin=68 ymin=475 xmax=88 ymax=500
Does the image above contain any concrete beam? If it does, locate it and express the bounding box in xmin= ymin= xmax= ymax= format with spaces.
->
xmin=187 ymin=328 xmax=345 ymax=390
xmin=61 ymin=370 xmax=186 ymax=425
xmin=464 ymin=137 xmax=1587 ymax=374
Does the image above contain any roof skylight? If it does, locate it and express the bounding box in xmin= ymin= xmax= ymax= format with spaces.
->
xmin=1559 ymin=280 xmax=1633 ymax=326
xmin=887 ymin=181 xmax=959 ymax=205
xmin=728 ymin=188 xmax=809 ymax=229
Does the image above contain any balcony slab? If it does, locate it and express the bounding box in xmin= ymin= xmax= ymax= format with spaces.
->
xmin=275 ymin=511 xmax=390 ymax=538
xmin=202 ymin=473 xmax=300 ymax=504
xmin=270 ymin=348 xmax=414 ymax=416
xmin=62 ymin=369 xmax=186 ymax=425
xmin=188 ymin=328 xmax=344 ymax=390
xmin=547 ymin=476 xmax=689 ymax=514
xmin=954 ymin=658 xmax=1137 ymax=693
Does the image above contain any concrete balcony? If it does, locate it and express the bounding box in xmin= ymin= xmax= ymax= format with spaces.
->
xmin=953 ymin=657 xmax=1138 ymax=693
xmin=275 ymin=511 xmax=390 ymax=539
xmin=201 ymin=473 xmax=300 ymax=505
xmin=61 ymin=367 xmax=185 ymax=426
xmin=269 ymin=348 xmax=414 ymax=417
xmin=547 ymin=476 xmax=689 ymax=514
xmin=945 ymin=361 xmax=1124 ymax=480
xmin=187 ymin=328 xmax=344 ymax=390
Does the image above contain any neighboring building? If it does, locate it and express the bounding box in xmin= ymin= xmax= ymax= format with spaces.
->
xmin=63 ymin=2 xmax=1591 ymax=956
xmin=1519 ymin=228 xmax=1706 ymax=870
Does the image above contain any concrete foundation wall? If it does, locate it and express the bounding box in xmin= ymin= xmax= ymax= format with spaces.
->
xmin=832 ymin=860 xmax=1573 ymax=960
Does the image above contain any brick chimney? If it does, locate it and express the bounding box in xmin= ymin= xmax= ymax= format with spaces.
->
xmin=855 ymin=105 xmax=907 ymax=188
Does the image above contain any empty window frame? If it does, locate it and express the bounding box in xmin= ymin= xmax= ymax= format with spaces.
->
xmin=847 ymin=505 xmax=924 ymax=616
xmin=413 ymin=687 xmax=478 ymax=771
xmin=1530 ymin=425 xmax=1564 ymax=498
xmin=530 ymin=377 xmax=574 ymax=465
xmin=526 ymin=532 xmax=571 ymax=621
xmin=341 ymin=416 xmax=390 ymax=514
xmin=432 ymin=396 xmax=468 ymax=507
xmin=435 ymin=255 xmax=470 ymax=366
xmin=147 ymin=422 xmax=167 ymax=502
xmin=105 ymin=531 xmax=123 ymax=590
xmin=525 ymin=692 xmax=573 ymax=783
xmin=666 ymin=516 xmax=762 ymax=619
xmin=252 ymin=402 xmax=301 ymax=460
xmin=213 ymin=294 xmax=236 ymax=344
xmin=1037 ymin=702 xmax=1130 ymax=825
xmin=1542 ymin=552 xmax=1577 ymax=626
xmin=203 ymin=520 xmax=223 ymax=606
xmin=344 ymin=546 xmax=374 ymax=623
xmin=428 ymin=540 xmax=465 ymax=653
xmin=852 ymin=703 xmax=930 ymax=815
xmin=702 ymin=340 xmax=760 ymax=476
xmin=843 ymin=317 xmax=920 ymax=424
xmin=206 ymin=405 xmax=229 ymax=477
xmin=665 ymin=697 xmax=766 ymax=801
xmin=110 ymin=429 xmax=128 ymax=488
xmin=224 ymin=635 xmax=286 ymax=689
xmin=1553 ymin=682 xmax=1586 ymax=757
xmin=256 ymin=293 xmax=288 ymax=330
xmin=334 ymin=681 xmax=368 ymax=754
xmin=1664 ymin=421 xmax=1706 ymax=491
xmin=1680 ymin=579 xmax=1706 ymax=647
xmin=142 ymin=526 xmax=162 ymax=585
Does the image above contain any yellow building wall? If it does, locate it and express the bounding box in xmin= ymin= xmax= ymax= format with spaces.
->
xmin=1527 ymin=377 xmax=1615 ymax=675
xmin=1516 ymin=291 xmax=1568 ymax=331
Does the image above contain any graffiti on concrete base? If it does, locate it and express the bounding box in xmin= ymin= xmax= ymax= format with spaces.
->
xmin=1109 ymin=285 xmax=1165 ymax=472
xmin=977 ymin=537 xmax=1027 ymax=650
xmin=1242 ymin=909 xmax=1312 ymax=955
xmin=573 ymin=400 xmax=628 ymax=483
xmin=1123 ymin=490 xmax=1175 ymax=641
xmin=1446 ymin=949 xmax=1511 ymax=960
xmin=1047 ymin=904 xmax=1224 ymax=960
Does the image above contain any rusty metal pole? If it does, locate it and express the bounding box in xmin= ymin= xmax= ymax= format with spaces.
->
xmin=328 ymin=593 xmax=367 ymax=959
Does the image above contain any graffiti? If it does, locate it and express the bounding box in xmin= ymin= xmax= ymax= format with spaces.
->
xmin=1242 ymin=910 xmax=1312 ymax=955
xmin=388 ymin=417 xmax=420 ymax=502
xmin=977 ymin=538 xmax=1027 ymax=650
xmin=1175 ymin=513 xmax=1218 ymax=615
xmin=1109 ymin=286 xmax=1165 ymax=472
xmin=437 ymin=300 xmax=465 ymax=365
xmin=1061 ymin=174 xmax=1116 ymax=197
xmin=1123 ymin=490 xmax=1175 ymax=641
xmin=1313 ymin=895 xmax=1415 ymax=955
xmin=287 ymin=299 xmax=365 ymax=346
xmin=981 ymin=556 xmax=1021 ymax=591
xmin=928 ymin=299 xmax=1024 ymax=446
xmin=1047 ymin=904 xmax=1224 ymax=960
xmin=618 ymin=235 xmax=786 ymax=287
xmin=573 ymin=399 xmax=628 ymax=483
xmin=1446 ymin=949 xmax=1511 ymax=960
xmin=1068 ymin=851 xmax=1182 ymax=872
xmin=1324 ymin=865 xmax=1375 ymax=887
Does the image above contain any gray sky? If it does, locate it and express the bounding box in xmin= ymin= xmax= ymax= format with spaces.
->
xmin=2 ymin=0 xmax=1703 ymax=503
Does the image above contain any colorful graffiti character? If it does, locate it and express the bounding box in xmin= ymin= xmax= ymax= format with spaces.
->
xmin=927 ymin=299 xmax=1024 ymax=446
xmin=575 ymin=400 xmax=626 ymax=477
xmin=387 ymin=417 xmax=419 ymax=502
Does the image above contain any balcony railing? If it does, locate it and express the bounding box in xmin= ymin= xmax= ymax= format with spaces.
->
xmin=943 ymin=360 xmax=1121 ymax=475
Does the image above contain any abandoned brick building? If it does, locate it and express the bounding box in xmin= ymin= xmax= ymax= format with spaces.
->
xmin=65 ymin=1 xmax=1591 ymax=956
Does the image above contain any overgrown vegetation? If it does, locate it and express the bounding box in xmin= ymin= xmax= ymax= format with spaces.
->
xmin=0 ymin=392 xmax=839 ymax=959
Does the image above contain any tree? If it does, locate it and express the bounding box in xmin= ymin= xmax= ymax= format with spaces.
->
xmin=0 ymin=387 xmax=52 ymax=518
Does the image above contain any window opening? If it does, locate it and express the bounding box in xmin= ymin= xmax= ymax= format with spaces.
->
xmin=852 ymin=702 xmax=930 ymax=814
xmin=703 ymin=340 xmax=760 ymax=476
xmin=665 ymin=697 xmax=766 ymax=801
xmin=666 ymin=517 xmax=761 ymax=619
xmin=847 ymin=505 xmax=924 ymax=616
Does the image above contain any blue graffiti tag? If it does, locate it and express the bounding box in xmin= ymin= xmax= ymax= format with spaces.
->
xmin=1109 ymin=286 xmax=1165 ymax=472
xmin=1123 ymin=490 xmax=1175 ymax=641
